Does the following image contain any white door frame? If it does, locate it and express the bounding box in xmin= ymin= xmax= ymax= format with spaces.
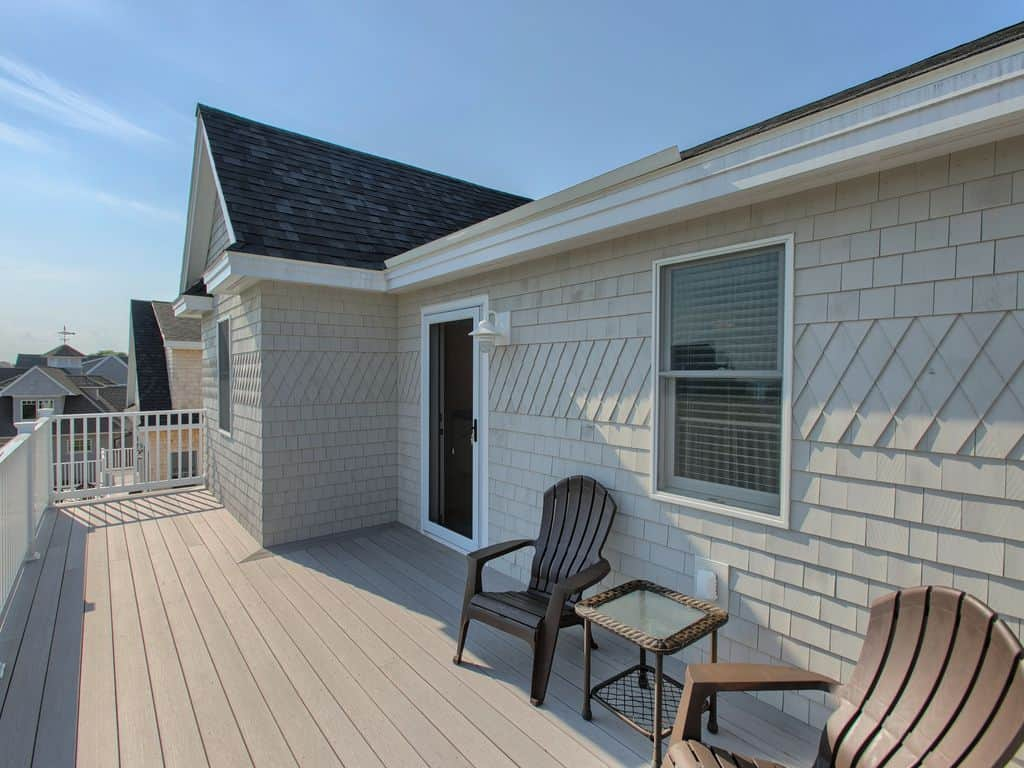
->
xmin=420 ymin=296 xmax=489 ymax=552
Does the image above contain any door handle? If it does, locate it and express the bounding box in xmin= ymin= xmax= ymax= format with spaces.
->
xmin=472 ymin=418 xmax=477 ymax=443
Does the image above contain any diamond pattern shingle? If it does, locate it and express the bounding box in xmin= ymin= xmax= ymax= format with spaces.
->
xmin=198 ymin=105 xmax=531 ymax=271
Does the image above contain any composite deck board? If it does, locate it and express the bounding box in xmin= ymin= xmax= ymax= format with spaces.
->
xmin=338 ymin=529 xmax=647 ymax=766
xmin=136 ymin=517 xmax=253 ymax=768
xmin=195 ymin=511 xmax=424 ymax=768
xmin=182 ymin=512 xmax=386 ymax=768
xmin=0 ymin=512 xmax=72 ymax=768
xmin=76 ymin=524 xmax=118 ymax=768
xmin=33 ymin=518 xmax=87 ymax=768
xmin=0 ymin=490 xmax=828 ymax=766
xmin=0 ymin=510 xmax=57 ymax=715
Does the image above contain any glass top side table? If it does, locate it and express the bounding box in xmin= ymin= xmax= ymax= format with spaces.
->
xmin=575 ymin=580 xmax=728 ymax=767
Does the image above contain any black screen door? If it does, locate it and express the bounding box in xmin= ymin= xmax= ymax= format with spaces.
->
xmin=428 ymin=318 xmax=475 ymax=540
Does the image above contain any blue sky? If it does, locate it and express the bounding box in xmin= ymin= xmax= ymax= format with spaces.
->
xmin=0 ymin=1 xmax=1019 ymax=362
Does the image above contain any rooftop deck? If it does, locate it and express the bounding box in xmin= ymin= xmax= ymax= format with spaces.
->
xmin=0 ymin=489 xmax=821 ymax=767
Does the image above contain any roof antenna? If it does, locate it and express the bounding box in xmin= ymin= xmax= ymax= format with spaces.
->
xmin=57 ymin=325 xmax=76 ymax=345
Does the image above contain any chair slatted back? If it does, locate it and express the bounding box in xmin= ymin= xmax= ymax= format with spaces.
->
xmin=818 ymin=586 xmax=1024 ymax=767
xmin=528 ymin=476 xmax=616 ymax=601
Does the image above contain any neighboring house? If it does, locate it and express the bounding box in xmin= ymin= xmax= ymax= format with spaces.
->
xmin=126 ymin=299 xmax=204 ymax=482
xmin=174 ymin=23 xmax=1024 ymax=730
xmin=0 ymin=364 xmax=127 ymax=487
xmin=127 ymin=299 xmax=202 ymax=410
xmin=82 ymin=354 xmax=128 ymax=385
xmin=15 ymin=343 xmax=89 ymax=372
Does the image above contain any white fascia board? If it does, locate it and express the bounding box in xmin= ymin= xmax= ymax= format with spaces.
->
xmin=384 ymin=146 xmax=681 ymax=270
xmin=385 ymin=40 xmax=1024 ymax=291
xmin=164 ymin=340 xmax=204 ymax=350
xmin=172 ymin=294 xmax=214 ymax=317
xmin=179 ymin=116 xmax=237 ymax=295
xmin=204 ymin=250 xmax=388 ymax=295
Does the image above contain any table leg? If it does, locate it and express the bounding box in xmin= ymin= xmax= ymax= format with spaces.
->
xmin=638 ymin=648 xmax=648 ymax=689
xmin=707 ymin=630 xmax=719 ymax=734
xmin=582 ymin=619 xmax=592 ymax=720
xmin=653 ymin=653 xmax=663 ymax=767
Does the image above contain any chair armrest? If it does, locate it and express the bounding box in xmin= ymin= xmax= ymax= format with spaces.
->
xmin=670 ymin=663 xmax=839 ymax=742
xmin=463 ymin=538 xmax=534 ymax=598
xmin=467 ymin=538 xmax=534 ymax=565
xmin=545 ymin=559 xmax=611 ymax=626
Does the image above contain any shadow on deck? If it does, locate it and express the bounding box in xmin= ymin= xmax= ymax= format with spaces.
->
xmin=0 ymin=489 xmax=820 ymax=767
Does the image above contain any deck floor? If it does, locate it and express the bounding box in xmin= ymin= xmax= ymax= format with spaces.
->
xmin=0 ymin=489 xmax=821 ymax=767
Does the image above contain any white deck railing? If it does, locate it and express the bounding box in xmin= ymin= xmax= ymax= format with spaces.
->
xmin=0 ymin=415 xmax=51 ymax=613
xmin=50 ymin=409 xmax=206 ymax=502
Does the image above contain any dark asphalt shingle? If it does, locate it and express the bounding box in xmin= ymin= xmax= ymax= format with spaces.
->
xmin=130 ymin=299 xmax=172 ymax=411
xmin=198 ymin=105 xmax=532 ymax=270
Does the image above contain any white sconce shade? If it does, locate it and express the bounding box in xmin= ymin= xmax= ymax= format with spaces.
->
xmin=469 ymin=310 xmax=510 ymax=353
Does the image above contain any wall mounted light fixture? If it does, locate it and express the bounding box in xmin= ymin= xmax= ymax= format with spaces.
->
xmin=468 ymin=310 xmax=510 ymax=354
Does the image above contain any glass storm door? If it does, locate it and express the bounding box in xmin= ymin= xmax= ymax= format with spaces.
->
xmin=422 ymin=304 xmax=482 ymax=550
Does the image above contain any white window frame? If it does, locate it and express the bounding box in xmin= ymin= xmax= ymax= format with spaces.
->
xmin=217 ymin=317 xmax=232 ymax=436
xmin=72 ymin=435 xmax=93 ymax=454
xmin=20 ymin=399 xmax=54 ymax=420
xmin=650 ymin=234 xmax=794 ymax=529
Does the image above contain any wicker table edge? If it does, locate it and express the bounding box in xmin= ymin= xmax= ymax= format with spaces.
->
xmin=574 ymin=579 xmax=728 ymax=653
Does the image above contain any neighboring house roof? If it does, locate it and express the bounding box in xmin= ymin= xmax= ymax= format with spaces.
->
xmin=129 ymin=300 xmax=172 ymax=411
xmin=14 ymin=354 xmax=45 ymax=368
xmin=198 ymin=104 xmax=532 ymax=270
xmin=91 ymin=385 xmax=127 ymax=412
xmin=45 ymin=344 xmax=85 ymax=357
xmin=152 ymin=300 xmax=201 ymax=344
xmin=677 ymin=21 xmax=1024 ymax=163
xmin=0 ymin=366 xmax=82 ymax=398
xmin=82 ymin=355 xmax=129 ymax=385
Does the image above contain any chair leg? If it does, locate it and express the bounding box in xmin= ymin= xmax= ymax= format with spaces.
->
xmin=587 ymin=622 xmax=599 ymax=651
xmin=530 ymin=624 xmax=561 ymax=706
xmin=453 ymin=616 xmax=470 ymax=664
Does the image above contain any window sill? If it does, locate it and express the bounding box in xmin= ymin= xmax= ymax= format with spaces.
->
xmin=649 ymin=488 xmax=789 ymax=529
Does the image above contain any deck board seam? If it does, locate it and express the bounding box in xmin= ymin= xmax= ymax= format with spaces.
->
xmin=181 ymin=512 xmax=379 ymax=768
xmin=156 ymin=516 xmax=302 ymax=767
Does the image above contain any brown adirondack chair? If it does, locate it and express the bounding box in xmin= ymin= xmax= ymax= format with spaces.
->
xmin=663 ymin=586 xmax=1024 ymax=767
xmin=453 ymin=475 xmax=618 ymax=705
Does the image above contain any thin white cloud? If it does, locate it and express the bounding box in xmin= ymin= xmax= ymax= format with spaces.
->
xmin=0 ymin=120 xmax=48 ymax=151
xmin=5 ymin=174 xmax=181 ymax=222
xmin=0 ymin=54 xmax=159 ymax=142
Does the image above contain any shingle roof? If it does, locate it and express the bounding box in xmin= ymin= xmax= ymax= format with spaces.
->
xmin=130 ymin=300 xmax=172 ymax=411
xmin=198 ymin=104 xmax=532 ymax=270
xmin=45 ymin=344 xmax=85 ymax=357
xmin=151 ymin=300 xmax=201 ymax=343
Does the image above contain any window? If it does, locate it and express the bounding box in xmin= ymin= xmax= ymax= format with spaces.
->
xmin=72 ymin=436 xmax=93 ymax=453
xmin=654 ymin=239 xmax=792 ymax=523
xmin=170 ymin=450 xmax=199 ymax=479
xmin=20 ymin=399 xmax=54 ymax=420
xmin=217 ymin=319 xmax=231 ymax=433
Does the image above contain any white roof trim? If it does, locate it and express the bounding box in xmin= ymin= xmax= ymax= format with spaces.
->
xmin=204 ymin=250 xmax=388 ymax=295
xmin=0 ymin=366 xmax=76 ymax=397
xmin=179 ymin=115 xmax=236 ymax=295
xmin=164 ymin=340 xmax=204 ymax=351
xmin=201 ymin=35 xmax=1024 ymax=297
xmin=173 ymin=294 xmax=214 ymax=317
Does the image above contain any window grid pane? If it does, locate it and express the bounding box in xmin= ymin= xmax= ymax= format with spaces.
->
xmin=667 ymin=249 xmax=781 ymax=372
xmin=660 ymin=246 xmax=785 ymax=509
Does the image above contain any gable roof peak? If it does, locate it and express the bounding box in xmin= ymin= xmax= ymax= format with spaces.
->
xmin=195 ymin=103 xmax=531 ymax=272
